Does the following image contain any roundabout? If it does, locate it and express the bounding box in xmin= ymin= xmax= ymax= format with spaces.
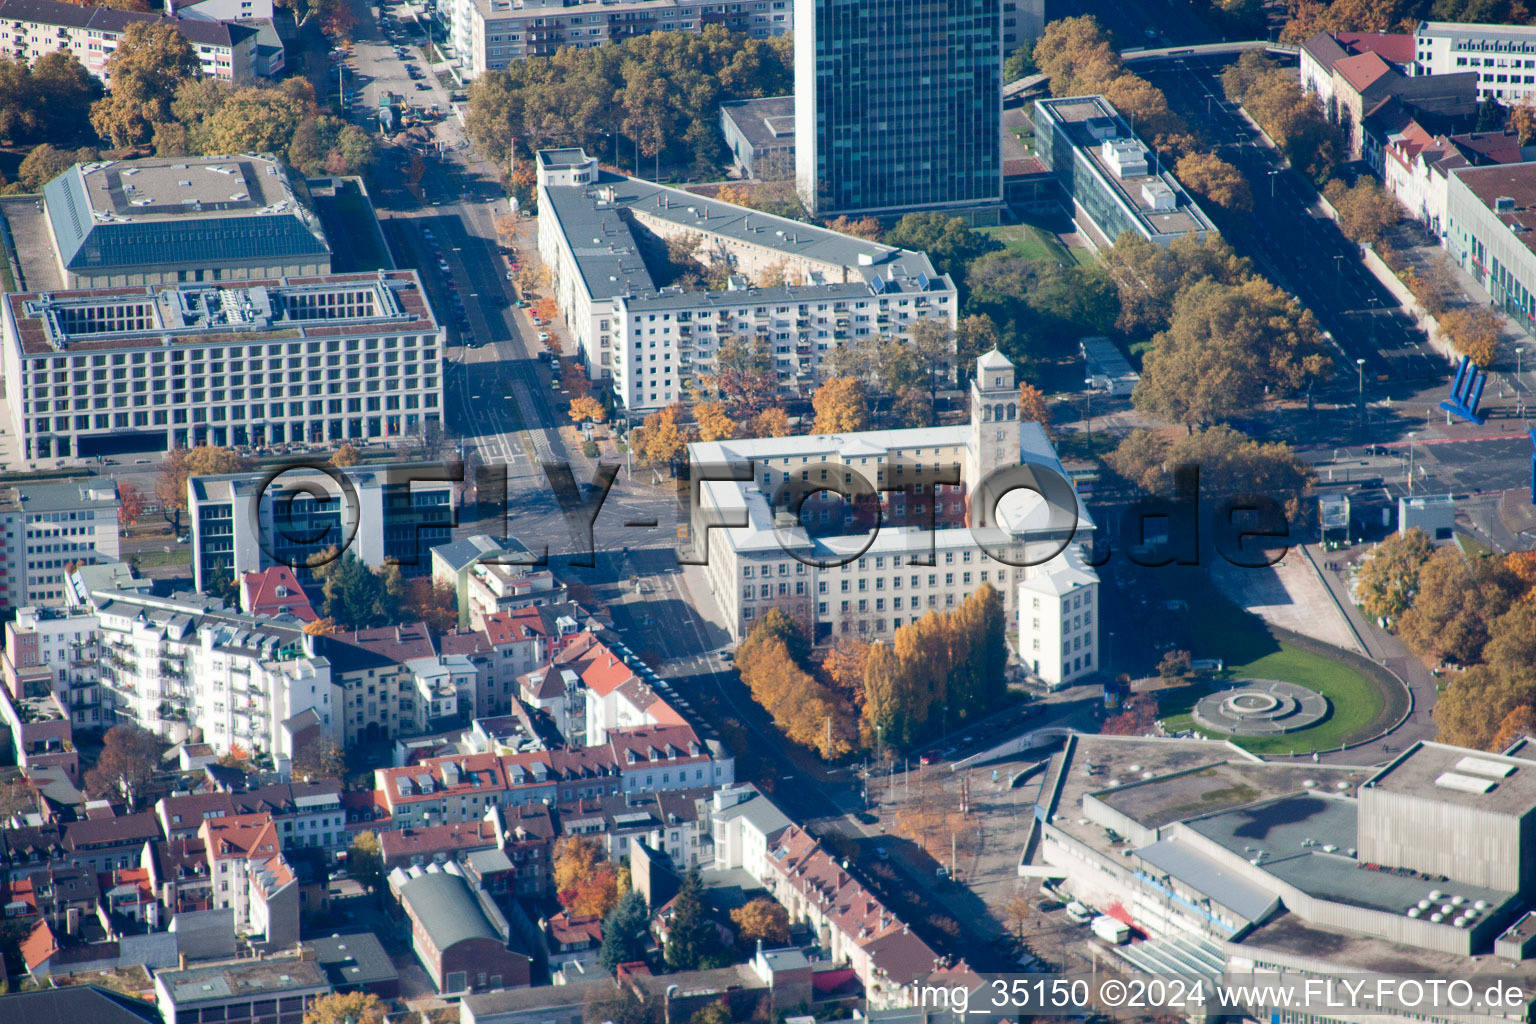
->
xmin=1192 ymin=680 xmax=1330 ymax=736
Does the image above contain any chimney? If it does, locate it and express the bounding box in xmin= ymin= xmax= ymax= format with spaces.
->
xmin=179 ymin=953 xmax=188 ymax=970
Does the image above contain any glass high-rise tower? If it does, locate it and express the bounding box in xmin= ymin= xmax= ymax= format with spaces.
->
xmin=794 ymin=0 xmax=1003 ymax=218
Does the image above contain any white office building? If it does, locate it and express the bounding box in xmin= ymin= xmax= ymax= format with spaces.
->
xmin=1 ymin=271 xmax=443 ymax=463
xmin=688 ymin=350 xmax=1099 ymax=683
xmin=536 ymin=148 xmax=958 ymax=415
xmin=1017 ymin=543 xmax=1099 ymax=688
xmin=188 ymin=463 xmax=456 ymax=594
xmin=0 ymin=481 xmax=121 ymax=609
xmin=1414 ymin=21 xmax=1536 ymax=102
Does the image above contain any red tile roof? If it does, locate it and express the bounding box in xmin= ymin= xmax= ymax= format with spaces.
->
xmin=1334 ymin=31 xmax=1416 ymax=66
xmin=1334 ymin=51 xmax=1395 ymax=93
xmin=241 ymin=566 xmax=317 ymax=622
xmin=20 ymin=918 xmax=57 ymax=971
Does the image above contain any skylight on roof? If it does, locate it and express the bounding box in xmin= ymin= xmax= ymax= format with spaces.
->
xmin=1435 ymin=772 xmax=1496 ymax=794
xmin=1455 ymin=756 xmax=1516 ymax=778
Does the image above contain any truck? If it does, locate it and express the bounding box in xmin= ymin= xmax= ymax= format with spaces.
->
xmin=1064 ymin=901 xmax=1093 ymax=925
xmin=1091 ymin=915 xmax=1130 ymax=945
xmin=378 ymin=93 xmax=398 ymax=133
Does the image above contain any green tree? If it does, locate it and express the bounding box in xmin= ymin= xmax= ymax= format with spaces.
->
xmin=883 ymin=211 xmax=1002 ymax=290
xmin=303 ymin=992 xmax=385 ymax=1024
xmin=1132 ymin=277 xmax=1329 ymax=430
xmin=690 ymin=1005 xmax=730 ymax=1024
xmin=0 ymin=59 xmax=37 ymax=144
xmin=1324 ymin=177 xmax=1400 ymax=245
xmin=1398 ymin=547 xmax=1521 ymax=666
xmin=347 ymin=831 xmax=384 ymax=893
xmin=15 ymin=143 xmax=89 ymax=192
xmin=811 ymin=376 xmax=870 ymax=433
xmin=31 ymin=51 xmax=98 ymax=141
xmin=313 ymin=549 xmax=392 ymax=629
xmin=1108 ymin=426 xmax=1314 ymax=522
xmin=1004 ymin=43 xmax=1037 ymax=81
xmin=90 ymin=21 xmax=203 ymax=147
xmin=739 ymin=606 xmax=810 ymax=667
xmin=1176 ymin=152 xmax=1253 ymax=212
xmin=598 ymin=891 xmax=651 ymax=973
xmin=1355 ymin=528 xmax=1434 ymax=623
xmin=1100 ymin=231 xmax=1254 ymax=335
xmin=664 ymin=869 xmax=727 ymax=971
xmin=84 ymin=725 xmax=162 ymax=808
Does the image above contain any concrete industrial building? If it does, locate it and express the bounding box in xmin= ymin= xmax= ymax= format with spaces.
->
xmin=1034 ymin=95 xmax=1216 ymax=248
xmin=688 ymin=350 xmax=1097 ymax=684
xmin=187 ymin=463 xmax=456 ymax=593
xmin=793 ymin=0 xmax=1002 ymax=218
xmin=1443 ymin=161 xmax=1536 ymax=336
xmin=1031 ymin=734 xmax=1536 ymax=1024
xmin=41 ymin=156 xmax=329 ymax=289
xmin=444 ymin=0 xmax=790 ymax=81
xmin=2 ymin=270 xmax=443 ymax=462
xmin=720 ymin=96 xmax=796 ymax=180
xmin=536 ymin=148 xmax=958 ymax=415
xmin=0 ymin=0 xmax=258 ymax=85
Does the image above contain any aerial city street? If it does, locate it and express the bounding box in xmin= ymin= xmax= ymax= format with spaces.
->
xmin=1 ymin=0 xmax=1535 ymax=1022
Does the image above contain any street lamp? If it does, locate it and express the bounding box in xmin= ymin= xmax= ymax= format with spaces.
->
xmin=1356 ymin=357 xmax=1366 ymax=432
xmin=1268 ymin=169 xmax=1280 ymax=199
xmin=1407 ymin=431 xmax=1417 ymax=496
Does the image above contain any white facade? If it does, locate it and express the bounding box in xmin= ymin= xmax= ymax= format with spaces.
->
xmin=68 ymin=579 xmax=338 ymax=764
xmin=1017 ymin=544 xmax=1099 ymax=688
xmin=689 ymin=350 xmax=1095 ymax=661
xmin=451 ymin=0 xmax=790 ymax=80
xmin=4 ymin=605 xmax=102 ymax=729
xmin=0 ymin=482 xmax=120 ymax=608
xmin=0 ymin=0 xmax=256 ymax=84
xmin=1414 ymin=21 xmax=1536 ymax=102
xmin=2 ymin=274 xmax=442 ymax=463
xmin=536 ymin=149 xmax=958 ymax=414
xmin=168 ymin=0 xmax=273 ymax=20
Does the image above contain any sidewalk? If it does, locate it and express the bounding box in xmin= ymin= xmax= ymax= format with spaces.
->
xmin=1302 ymin=542 xmax=1437 ymax=756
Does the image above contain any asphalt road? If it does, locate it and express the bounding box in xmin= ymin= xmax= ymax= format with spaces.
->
xmin=1137 ymin=56 xmax=1450 ymax=398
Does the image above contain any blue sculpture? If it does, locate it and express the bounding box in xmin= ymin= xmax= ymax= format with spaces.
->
xmin=1440 ymin=356 xmax=1488 ymax=425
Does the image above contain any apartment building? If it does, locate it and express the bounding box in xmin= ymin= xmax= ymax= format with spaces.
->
xmin=0 ymin=0 xmax=258 ymax=85
xmin=41 ymin=156 xmax=329 ymax=289
xmin=373 ymin=736 xmax=734 ymax=829
xmin=314 ymin=622 xmax=449 ymax=747
xmin=1016 ymin=542 xmax=1099 ymax=688
xmin=1414 ymin=21 xmax=1536 ymax=103
xmin=0 ymin=482 xmax=120 ymax=609
xmin=3 ymin=606 xmax=102 ymax=730
xmin=188 ymin=463 xmax=455 ymax=593
xmin=165 ymin=0 xmax=273 ymax=20
xmin=199 ymin=813 xmax=299 ymax=948
xmin=449 ymin=0 xmax=790 ymax=81
xmin=536 ymin=148 xmax=958 ymax=414
xmin=794 ymin=0 xmax=1002 ymax=218
xmin=2 ymin=272 xmax=443 ymax=463
xmin=156 ymin=781 xmax=347 ymax=854
xmin=69 ymin=579 xmax=337 ymax=765
xmin=689 ymin=350 xmax=1099 ymax=681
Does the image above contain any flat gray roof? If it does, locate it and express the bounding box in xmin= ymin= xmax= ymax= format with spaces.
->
xmin=1 ymin=481 xmax=118 ymax=514
xmin=1181 ymin=793 xmax=1518 ymax=915
xmin=159 ymin=959 xmax=327 ymax=1004
xmin=721 ymin=95 xmax=796 ymax=152
xmin=1098 ymin=760 xmax=1369 ymax=830
xmin=1364 ymin=740 xmax=1536 ymax=815
xmin=1136 ymin=837 xmax=1281 ymax=924
xmin=1036 ymin=95 xmax=1217 ymax=239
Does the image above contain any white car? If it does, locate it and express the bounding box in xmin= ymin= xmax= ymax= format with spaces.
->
xmin=537 ymin=332 xmax=551 ymax=342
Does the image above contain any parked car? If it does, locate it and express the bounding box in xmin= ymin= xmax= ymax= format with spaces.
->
xmin=537 ymin=332 xmax=551 ymax=342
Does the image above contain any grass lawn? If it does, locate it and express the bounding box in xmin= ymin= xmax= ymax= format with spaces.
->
xmin=135 ymin=548 xmax=191 ymax=568
xmin=1156 ymin=569 xmax=1386 ymax=754
xmin=979 ymin=223 xmax=1075 ymax=265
